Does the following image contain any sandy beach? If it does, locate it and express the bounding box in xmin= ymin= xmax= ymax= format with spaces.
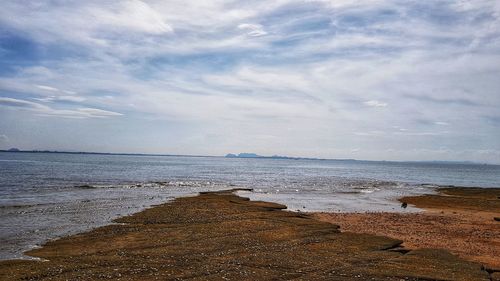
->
xmin=0 ymin=187 xmax=497 ymax=280
xmin=314 ymin=187 xmax=500 ymax=279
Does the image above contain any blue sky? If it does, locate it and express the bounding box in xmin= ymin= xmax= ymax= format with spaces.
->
xmin=1 ymin=0 xmax=500 ymax=163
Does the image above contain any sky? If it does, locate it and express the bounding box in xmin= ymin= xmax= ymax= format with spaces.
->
xmin=0 ymin=0 xmax=500 ymax=163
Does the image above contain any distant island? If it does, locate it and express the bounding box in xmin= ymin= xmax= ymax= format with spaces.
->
xmin=225 ymin=153 xmax=324 ymax=161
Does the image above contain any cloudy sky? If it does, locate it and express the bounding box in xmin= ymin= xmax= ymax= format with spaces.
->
xmin=1 ymin=1 xmax=499 ymax=163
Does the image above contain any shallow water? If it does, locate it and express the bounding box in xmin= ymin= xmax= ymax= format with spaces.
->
xmin=1 ymin=152 xmax=499 ymax=260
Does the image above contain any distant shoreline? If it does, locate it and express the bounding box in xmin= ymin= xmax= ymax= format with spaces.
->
xmin=0 ymin=150 xmax=489 ymax=165
xmin=0 ymin=149 xmax=216 ymax=159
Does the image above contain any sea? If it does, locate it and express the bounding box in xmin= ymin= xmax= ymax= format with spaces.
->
xmin=1 ymin=152 xmax=499 ymax=260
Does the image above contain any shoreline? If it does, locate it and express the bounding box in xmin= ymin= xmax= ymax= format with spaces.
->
xmin=0 ymin=180 xmax=430 ymax=261
xmin=0 ymin=188 xmax=496 ymax=280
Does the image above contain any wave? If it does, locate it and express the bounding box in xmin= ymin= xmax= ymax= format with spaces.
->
xmin=72 ymin=180 xmax=234 ymax=190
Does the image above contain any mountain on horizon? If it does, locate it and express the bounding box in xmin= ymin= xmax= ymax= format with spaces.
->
xmin=225 ymin=153 xmax=261 ymax=158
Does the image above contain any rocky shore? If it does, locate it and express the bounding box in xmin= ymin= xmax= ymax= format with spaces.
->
xmin=0 ymin=188 xmax=493 ymax=280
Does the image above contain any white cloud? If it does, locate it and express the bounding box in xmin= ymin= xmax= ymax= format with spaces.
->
xmin=0 ymin=97 xmax=50 ymax=111
xmin=0 ymin=97 xmax=122 ymax=119
xmin=237 ymin=23 xmax=268 ymax=37
xmin=76 ymin=108 xmax=123 ymax=117
xmin=317 ymin=0 xmax=386 ymax=9
xmin=364 ymin=100 xmax=388 ymax=107
xmin=36 ymin=85 xmax=60 ymax=92
xmin=204 ymin=66 xmax=312 ymax=94
xmin=35 ymin=96 xmax=86 ymax=103
xmin=87 ymin=0 xmax=173 ymax=35
xmin=33 ymin=85 xmax=79 ymax=97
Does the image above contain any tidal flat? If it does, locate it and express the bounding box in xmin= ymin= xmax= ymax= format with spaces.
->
xmin=1 ymin=188 xmax=497 ymax=280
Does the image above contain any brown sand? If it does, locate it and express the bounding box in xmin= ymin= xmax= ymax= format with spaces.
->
xmin=0 ymin=189 xmax=491 ymax=280
xmin=314 ymin=187 xmax=500 ymax=271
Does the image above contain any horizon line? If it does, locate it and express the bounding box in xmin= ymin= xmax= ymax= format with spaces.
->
xmin=0 ymin=149 xmax=495 ymax=166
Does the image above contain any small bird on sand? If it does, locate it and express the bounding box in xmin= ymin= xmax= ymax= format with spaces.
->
xmin=401 ymin=202 xmax=408 ymax=209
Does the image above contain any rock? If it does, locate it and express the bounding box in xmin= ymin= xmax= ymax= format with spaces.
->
xmin=0 ymin=190 xmax=490 ymax=281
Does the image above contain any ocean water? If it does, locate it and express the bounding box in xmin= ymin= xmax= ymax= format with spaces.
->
xmin=1 ymin=152 xmax=499 ymax=260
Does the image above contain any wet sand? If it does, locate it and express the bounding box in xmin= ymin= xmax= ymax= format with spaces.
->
xmin=314 ymin=187 xmax=500 ymax=277
xmin=0 ymin=188 xmax=492 ymax=280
